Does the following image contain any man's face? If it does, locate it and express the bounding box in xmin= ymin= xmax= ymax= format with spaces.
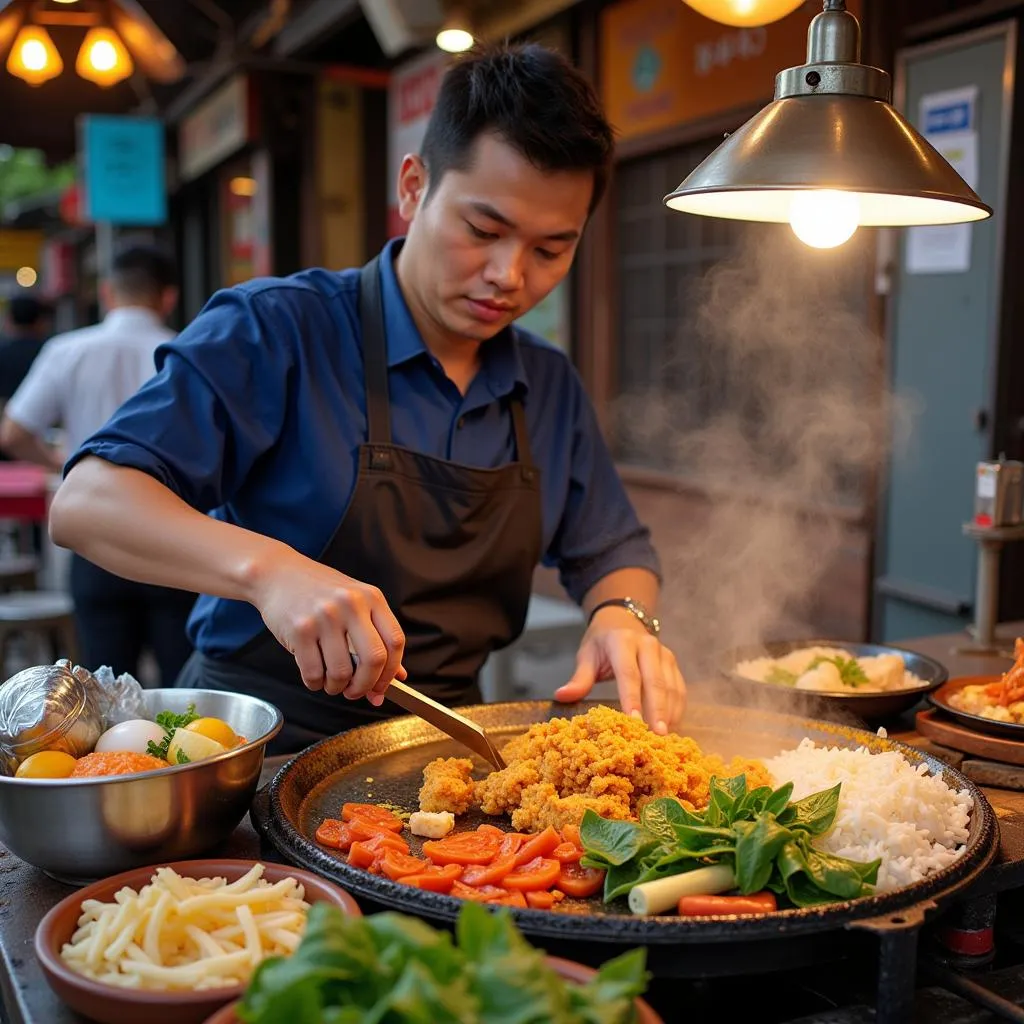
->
xmin=398 ymin=133 xmax=594 ymax=342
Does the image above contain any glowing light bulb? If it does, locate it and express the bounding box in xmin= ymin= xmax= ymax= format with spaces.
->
xmin=88 ymin=40 xmax=118 ymax=72
xmin=22 ymin=40 xmax=47 ymax=71
xmin=6 ymin=27 xmax=62 ymax=85
xmin=682 ymin=0 xmax=805 ymax=28
xmin=75 ymin=28 xmax=133 ymax=87
xmin=789 ymin=191 xmax=861 ymax=249
xmin=436 ymin=27 xmax=474 ymax=53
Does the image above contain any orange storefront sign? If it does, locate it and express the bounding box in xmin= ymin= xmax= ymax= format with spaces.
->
xmin=600 ymin=0 xmax=863 ymax=142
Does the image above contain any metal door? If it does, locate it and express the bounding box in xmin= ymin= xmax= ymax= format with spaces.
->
xmin=874 ymin=22 xmax=1016 ymax=641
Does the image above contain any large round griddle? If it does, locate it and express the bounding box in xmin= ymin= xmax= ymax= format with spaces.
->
xmin=254 ymin=701 xmax=996 ymax=972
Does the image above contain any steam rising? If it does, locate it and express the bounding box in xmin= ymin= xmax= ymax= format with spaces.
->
xmin=615 ymin=229 xmax=913 ymax=692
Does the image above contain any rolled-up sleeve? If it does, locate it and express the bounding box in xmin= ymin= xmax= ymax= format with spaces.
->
xmin=65 ymin=288 xmax=294 ymax=513
xmin=545 ymin=372 xmax=661 ymax=603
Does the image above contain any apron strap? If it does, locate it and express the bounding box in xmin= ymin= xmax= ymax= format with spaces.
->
xmin=359 ymin=256 xmax=392 ymax=445
xmin=509 ymin=394 xmax=535 ymax=469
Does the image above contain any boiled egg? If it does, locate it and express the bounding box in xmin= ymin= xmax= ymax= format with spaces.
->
xmin=94 ymin=719 xmax=168 ymax=756
xmin=16 ymin=750 xmax=77 ymax=779
xmin=185 ymin=717 xmax=237 ymax=748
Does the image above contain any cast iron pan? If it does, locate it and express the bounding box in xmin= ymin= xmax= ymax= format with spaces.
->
xmin=929 ymin=675 xmax=1024 ymax=740
xmin=256 ymin=700 xmax=995 ymax=957
xmin=718 ymin=640 xmax=948 ymax=721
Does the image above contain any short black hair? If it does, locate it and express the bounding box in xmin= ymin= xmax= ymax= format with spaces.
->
xmin=420 ymin=43 xmax=615 ymax=215
xmin=8 ymin=296 xmax=45 ymax=327
xmin=110 ymin=244 xmax=177 ymax=302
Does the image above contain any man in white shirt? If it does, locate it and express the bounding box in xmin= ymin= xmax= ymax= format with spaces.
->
xmin=0 ymin=245 xmax=197 ymax=685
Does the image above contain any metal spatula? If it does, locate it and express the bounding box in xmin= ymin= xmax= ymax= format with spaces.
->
xmin=383 ymin=679 xmax=507 ymax=771
xmin=347 ymin=643 xmax=506 ymax=770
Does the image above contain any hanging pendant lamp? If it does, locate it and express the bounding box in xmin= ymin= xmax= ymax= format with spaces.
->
xmin=664 ymin=0 xmax=991 ymax=248
xmin=682 ymin=0 xmax=806 ymax=29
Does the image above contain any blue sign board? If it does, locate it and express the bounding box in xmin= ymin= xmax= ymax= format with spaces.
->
xmin=80 ymin=115 xmax=166 ymax=225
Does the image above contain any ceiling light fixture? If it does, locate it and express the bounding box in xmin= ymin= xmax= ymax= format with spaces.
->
xmin=436 ymin=9 xmax=474 ymax=54
xmin=0 ymin=0 xmax=184 ymax=86
xmin=6 ymin=23 xmax=61 ymax=86
xmin=76 ymin=25 xmax=133 ymax=87
xmin=664 ymin=0 xmax=991 ymax=249
xmin=682 ymin=0 xmax=806 ymax=28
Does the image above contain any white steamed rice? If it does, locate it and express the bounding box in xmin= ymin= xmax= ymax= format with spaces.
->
xmin=765 ymin=738 xmax=973 ymax=893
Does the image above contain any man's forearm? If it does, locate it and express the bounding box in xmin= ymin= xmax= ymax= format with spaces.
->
xmin=581 ymin=567 xmax=660 ymax=617
xmin=49 ymin=456 xmax=291 ymax=603
xmin=0 ymin=418 xmax=62 ymax=471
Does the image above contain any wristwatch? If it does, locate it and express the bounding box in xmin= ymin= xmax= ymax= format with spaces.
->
xmin=588 ymin=597 xmax=661 ymax=637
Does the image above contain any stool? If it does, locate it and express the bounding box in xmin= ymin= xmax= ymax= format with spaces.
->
xmin=0 ymin=591 xmax=77 ymax=671
xmin=0 ymin=555 xmax=39 ymax=593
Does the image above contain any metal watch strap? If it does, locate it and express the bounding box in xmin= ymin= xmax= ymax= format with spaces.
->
xmin=588 ymin=597 xmax=660 ymax=637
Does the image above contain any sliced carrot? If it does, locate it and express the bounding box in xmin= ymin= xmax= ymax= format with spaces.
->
xmin=341 ymin=803 xmax=404 ymax=831
xmin=490 ymin=890 xmax=528 ymax=908
xmin=380 ymin=850 xmax=428 ymax=880
xmin=514 ymin=826 xmax=561 ymax=866
xmin=450 ymin=881 xmax=510 ymax=902
xmin=501 ymin=856 xmax=562 ymax=892
xmin=677 ymin=892 xmax=777 ymax=917
xmin=347 ymin=840 xmax=378 ymax=871
xmin=347 ymin=817 xmax=407 ymax=843
xmin=561 ymin=823 xmax=582 ymax=848
xmin=476 ymin=823 xmax=505 ymax=837
xmin=357 ymin=831 xmax=409 ymax=856
xmin=315 ymin=819 xmax=352 ymax=851
xmin=398 ymin=864 xmax=462 ymax=893
xmin=499 ymin=833 xmax=526 ymax=857
xmin=422 ymin=832 xmax=502 ymax=866
xmin=552 ymin=842 xmax=583 ymax=864
xmin=461 ymin=854 xmax=517 ymax=887
xmin=525 ymin=890 xmax=556 ymax=910
xmin=556 ymin=863 xmax=605 ymax=899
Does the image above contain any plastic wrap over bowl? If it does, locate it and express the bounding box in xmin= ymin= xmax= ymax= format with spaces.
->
xmin=0 ymin=664 xmax=103 ymax=774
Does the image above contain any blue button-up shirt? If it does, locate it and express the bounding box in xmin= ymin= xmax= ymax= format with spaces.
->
xmin=68 ymin=240 xmax=660 ymax=656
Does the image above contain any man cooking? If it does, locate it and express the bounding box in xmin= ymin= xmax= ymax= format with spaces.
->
xmin=49 ymin=43 xmax=685 ymax=755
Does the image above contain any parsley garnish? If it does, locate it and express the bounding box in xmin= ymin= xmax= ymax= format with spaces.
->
xmin=146 ymin=703 xmax=200 ymax=761
xmin=808 ymin=656 xmax=870 ymax=689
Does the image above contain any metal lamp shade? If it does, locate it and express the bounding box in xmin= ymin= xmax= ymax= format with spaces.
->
xmin=665 ymin=92 xmax=992 ymax=226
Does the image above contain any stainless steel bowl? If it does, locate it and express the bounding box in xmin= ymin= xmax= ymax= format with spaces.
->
xmin=0 ymin=689 xmax=282 ymax=884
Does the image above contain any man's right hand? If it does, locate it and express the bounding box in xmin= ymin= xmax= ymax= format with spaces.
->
xmin=251 ymin=552 xmax=406 ymax=702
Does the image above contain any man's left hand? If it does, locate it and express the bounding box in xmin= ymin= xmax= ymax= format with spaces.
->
xmin=552 ymin=607 xmax=686 ymax=735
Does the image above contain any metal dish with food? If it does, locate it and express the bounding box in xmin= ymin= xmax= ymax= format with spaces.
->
xmin=928 ymin=676 xmax=1024 ymax=740
xmin=0 ymin=690 xmax=282 ymax=883
xmin=252 ymin=701 xmax=995 ymax=979
xmin=926 ymin=638 xmax=1024 ymax=739
xmin=34 ymin=859 xmax=359 ymax=1024
xmin=718 ymin=640 xmax=948 ymax=720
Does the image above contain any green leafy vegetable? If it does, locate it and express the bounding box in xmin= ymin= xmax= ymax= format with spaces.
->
xmin=808 ymin=655 xmax=870 ymax=688
xmin=238 ymin=902 xmax=649 ymax=1024
xmin=765 ymin=666 xmax=798 ymax=686
xmin=145 ymin=703 xmax=200 ymax=761
xmin=580 ymin=773 xmax=880 ymax=911
xmin=777 ymin=783 xmax=842 ymax=836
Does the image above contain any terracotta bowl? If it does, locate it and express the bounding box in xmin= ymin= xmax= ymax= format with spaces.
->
xmin=202 ymin=953 xmax=664 ymax=1024
xmin=34 ymin=859 xmax=361 ymax=1024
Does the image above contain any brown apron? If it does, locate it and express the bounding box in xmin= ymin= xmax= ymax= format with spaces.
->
xmin=176 ymin=255 xmax=544 ymax=753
